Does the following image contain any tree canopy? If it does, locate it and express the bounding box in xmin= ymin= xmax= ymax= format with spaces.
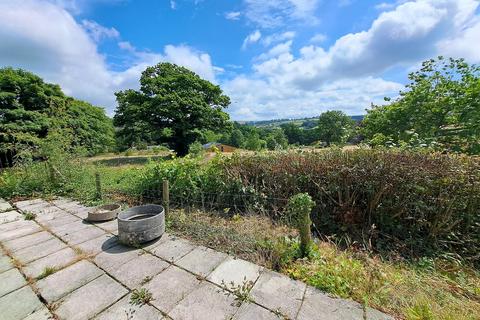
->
xmin=361 ymin=57 xmax=480 ymax=154
xmin=317 ymin=110 xmax=355 ymax=146
xmin=114 ymin=63 xmax=231 ymax=156
xmin=0 ymin=68 xmax=114 ymax=167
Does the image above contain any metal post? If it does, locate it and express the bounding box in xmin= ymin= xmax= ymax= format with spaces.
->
xmin=162 ymin=180 xmax=169 ymax=216
xmin=95 ymin=172 xmax=102 ymax=199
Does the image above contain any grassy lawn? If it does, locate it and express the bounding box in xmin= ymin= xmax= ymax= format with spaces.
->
xmin=166 ymin=209 xmax=480 ymax=320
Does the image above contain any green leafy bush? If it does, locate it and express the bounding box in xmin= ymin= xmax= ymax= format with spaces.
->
xmin=219 ymin=149 xmax=480 ymax=264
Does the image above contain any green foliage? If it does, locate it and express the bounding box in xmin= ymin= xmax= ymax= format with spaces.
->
xmin=114 ymin=63 xmax=231 ymax=156
xmin=130 ymin=288 xmax=153 ymax=305
xmin=317 ymin=110 xmax=355 ymax=146
xmin=0 ymin=67 xmax=114 ymax=166
xmin=362 ymin=57 xmax=480 ymax=154
xmin=286 ymin=193 xmax=315 ymax=257
xmin=219 ymin=149 xmax=480 ymax=265
xmin=24 ymin=212 xmax=36 ymax=220
xmin=188 ymin=141 xmax=204 ymax=156
xmin=265 ymin=128 xmax=288 ymax=150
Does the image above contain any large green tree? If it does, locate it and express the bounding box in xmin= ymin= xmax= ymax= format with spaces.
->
xmin=317 ymin=110 xmax=355 ymax=146
xmin=114 ymin=63 xmax=231 ymax=156
xmin=361 ymin=57 xmax=480 ymax=154
xmin=0 ymin=68 xmax=114 ymax=166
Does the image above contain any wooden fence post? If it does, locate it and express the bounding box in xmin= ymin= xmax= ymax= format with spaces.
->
xmin=162 ymin=180 xmax=169 ymax=216
xmin=95 ymin=172 xmax=102 ymax=199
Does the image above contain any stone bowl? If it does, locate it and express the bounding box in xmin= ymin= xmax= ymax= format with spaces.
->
xmin=117 ymin=204 xmax=165 ymax=246
xmin=87 ymin=204 xmax=121 ymax=222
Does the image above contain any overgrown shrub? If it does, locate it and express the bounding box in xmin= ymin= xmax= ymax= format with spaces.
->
xmin=219 ymin=149 xmax=480 ymax=264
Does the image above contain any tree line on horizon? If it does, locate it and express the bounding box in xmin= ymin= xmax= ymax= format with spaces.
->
xmin=1 ymin=56 xmax=479 ymax=166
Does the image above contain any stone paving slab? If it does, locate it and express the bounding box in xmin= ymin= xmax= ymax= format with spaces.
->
xmin=250 ymin=270 xmax=306 ymax=319
xmin=55 ymin=274 xmax=128 ymax=320
xmin=150 ymin=236 xmax=196 ymax=263
xmin=37 ymin=260 xmax=104 ymax=303
xmin=23 ymin=306 xmax=53 ymax=320
xmin=35 ymin=209 xmax=70 ymax=223
xmin=94 ymin=244 xmax=142 ymax=273
xmin=233 ymin=302 xmax=282 ymax=320
xmin=0 ymin=254 xmax=13 ymax=273
xmin=48 ymin=219 xmax=90 ymax=236
xmin=95 ymin=294 xmax=164 ymax=320
xmin=0 ymin=285 xmax=44 ymax=320
xmin=92 ymin=219 xmax=118 ymax=233
xmin=0 ymin=198 xmax=13 ymax=212
xmin=18 ymin=202 xmax=52 ymax=214
xmin=0 ymin=268 xmax=27 ymax=298
xmin=0 ymin=210 xmax=24 ymax=224
xmin=0 ymin=219 xmax=34 ymax=232
xmin=15 ymin=237 xmax=67 ymax=264
xmin=296 ymin=286 xmax=393 ymax=320
xmin=169 ymin=281 xmax=238 ymax=320
xmin=108 ymin=252 xmax=169 ymax=289
xmin=176 ymin=245 xmax=228 ymax=278
xmin=14 ymin=199 xmax=45 ymax=209
xmin=74 ymin=233 xmax=118 ymax=255
xmin=67 ymin=207 xmax=90 ymax=220
xmin=24 ymin=247 xmax=78 ymax=278
xmin=0 ymin=223 xmax=43 ymax=241
xmin=42 ymin=214 xmax=81 ymax=228
xmin=60 ymin=225 xmax=106 ymax=245
xmin=207 ymin=256 xmax=263 ymax=290
xmin=145 ymin=265 xmax=201 ymax=313
xmin=2 ymin=231 xmax=54 ymax=252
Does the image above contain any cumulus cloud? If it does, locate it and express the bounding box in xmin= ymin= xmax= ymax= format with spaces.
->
xmin=244 ymin=0 xmax=320 ymax=28
xmin=242 ymin=30 xmax=262 ymax=49
xmin=225 ymin=0 xmax=480 ymax=120
xmin=0 ymin=0 xmax=220 ymax=114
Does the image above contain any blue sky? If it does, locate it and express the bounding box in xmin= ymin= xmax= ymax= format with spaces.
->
xmin=1 ymin=0 xmax=479 ymax=120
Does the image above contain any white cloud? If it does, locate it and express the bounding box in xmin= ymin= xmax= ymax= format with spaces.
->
xmin=310 ymin=33 xmax=327 ymax=43
xmin=225 ymin=0 xmax=480 ymax=120
xmin=244 ymin=0 xmax=320 ymax=28
xmin=81 ymin=20 xmax=119 ymax=42
xmin=225 ymin=11 xmax=241 ymax=20
xmin=242 ymin=30 xmax=262 ymax=49
xmin=224 ymin=76 xmax=403 ymax=120
xmin=256 ymin=41 xmax=293 ymax=61
xmin=0 ymin=0 xmax=220 ymax=114
xmin=170 ymin=0 xmax=176 ymax=10
xmin=261 ymin=31 xmax=295 ymax=46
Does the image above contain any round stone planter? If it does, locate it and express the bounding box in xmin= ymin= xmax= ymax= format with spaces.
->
xmin=88 ymin=204 xmax=121 ymax=222
xmin=117 ymin=204 xmax=165 ymax=246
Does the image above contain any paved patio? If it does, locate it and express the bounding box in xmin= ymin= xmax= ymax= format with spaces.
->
xmin=0 ymin=198 xmax=393 ymax=320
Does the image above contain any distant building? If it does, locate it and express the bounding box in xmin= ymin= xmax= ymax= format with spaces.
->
xmin=202 ymin=142 xmax=237 ymax=153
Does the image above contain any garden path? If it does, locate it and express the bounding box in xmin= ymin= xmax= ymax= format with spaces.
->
xmin=0 ymin=198 xmax=393 ymax=320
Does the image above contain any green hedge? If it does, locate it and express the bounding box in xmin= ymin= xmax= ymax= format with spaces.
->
xmin=138 ymin=149 xmax=480 ymax=264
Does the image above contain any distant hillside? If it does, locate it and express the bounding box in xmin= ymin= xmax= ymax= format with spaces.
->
xmin=242 ymin=115 xmax=364 ymax=128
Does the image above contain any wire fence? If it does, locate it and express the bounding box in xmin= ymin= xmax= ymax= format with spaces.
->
xmin=99 ymin=181 xmax=297 ymax=225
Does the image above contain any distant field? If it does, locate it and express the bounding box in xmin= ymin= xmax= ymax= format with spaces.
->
xmin=244 ymin=115 xmax=364 ymax=128
xmin=87 ymin=152 xmax=171 ymax=167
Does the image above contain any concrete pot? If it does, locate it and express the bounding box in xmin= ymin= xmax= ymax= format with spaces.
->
xmin=118 ymin=204 xmax=165 ymax=246
xmin=88 ymin=204 xmax=121 ymax=222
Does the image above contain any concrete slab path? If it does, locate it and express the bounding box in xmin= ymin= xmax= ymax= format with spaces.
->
xmin=0 ymin=198 xmax=394 ymax=320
